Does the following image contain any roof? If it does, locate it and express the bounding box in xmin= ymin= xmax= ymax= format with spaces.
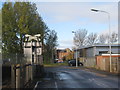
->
xmin=79 ymin=44 xmax=120 ymax=49
xmin=57 ymin=48 xmax=72 ymax=52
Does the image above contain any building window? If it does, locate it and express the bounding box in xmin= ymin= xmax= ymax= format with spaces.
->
xmin=99 ymin=51 xmax=108 ymax=55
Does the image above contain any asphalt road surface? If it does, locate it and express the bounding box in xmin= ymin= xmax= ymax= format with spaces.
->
xmin=34 ymin=66 xmax=120 ymax=90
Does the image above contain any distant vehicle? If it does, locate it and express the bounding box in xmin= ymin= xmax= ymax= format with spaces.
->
xmin=54 ymin=59 xmax=59 ymax=63
xmin=58 ymin=59 xmax=63 ymax=63
xmin=54 ymin=59 xmax=63 ymax=63
xmin=68 ymin=59 xmax=83 ymax=66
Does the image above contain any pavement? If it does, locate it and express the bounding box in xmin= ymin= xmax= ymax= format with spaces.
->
xmin=34 ymin=66 xmax=120 ymax=90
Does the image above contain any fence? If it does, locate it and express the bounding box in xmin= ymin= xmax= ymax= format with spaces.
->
xmin=11 ymin=64 xmax=34 ymax=88
xmin=96 ymin=55 xmax=120 ymax=73
xmin=79 ymin=55 xmax=120 ymax=73
xmin=80 ymin=57 xmax=96 ymax=67
xmin=2 ymin=53 xmax=44 ymax=89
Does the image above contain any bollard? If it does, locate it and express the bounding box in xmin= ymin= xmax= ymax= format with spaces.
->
xmin=26 ymin=65 xmax=29 ymax=84
xmin=11 ymin=65 xmax=15 ymax=88
xmin=15 ymin=64 xmax=20 ymax=89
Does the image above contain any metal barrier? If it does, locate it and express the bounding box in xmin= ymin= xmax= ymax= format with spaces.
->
xmin=10 ymin=64 xmax=33 ymax=88
xmin=2 ymin=53 xmax=43 ymax=89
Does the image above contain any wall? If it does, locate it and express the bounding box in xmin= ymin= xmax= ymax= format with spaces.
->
xmin=95 ymin=46 xmax=119 ymax=55
xmin=85 ymin=46 xmax=120 ymax=58
xmin=84 ymin=57 xmax=96 ymax=68
xmin=85 ymin=47 xmax=94 ymax=58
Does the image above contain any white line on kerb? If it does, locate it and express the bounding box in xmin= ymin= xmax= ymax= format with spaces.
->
xmin=34 ymin=81 xmax=39 ymax=90
xmin=55 ymin=81 xmax=58 ymax=90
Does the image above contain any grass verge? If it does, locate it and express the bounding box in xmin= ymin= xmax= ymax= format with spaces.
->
xmin=44 ymin=62 xmax=68 ymax=67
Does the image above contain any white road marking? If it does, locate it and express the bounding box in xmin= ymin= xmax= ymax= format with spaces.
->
xmin=55 ymin=81 xmax=58 ymax=90
xmin=89 ymin=78 xmax=109 ymax=88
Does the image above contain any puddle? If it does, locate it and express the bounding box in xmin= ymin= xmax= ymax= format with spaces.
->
xmin=57 ymin=72 xmax=72 ymax=80
xmin=43 ymin=78 xmax=51 ymax=81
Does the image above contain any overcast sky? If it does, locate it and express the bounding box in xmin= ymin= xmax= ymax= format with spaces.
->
xmin=35 ymin=2 xmax=118 ymax=49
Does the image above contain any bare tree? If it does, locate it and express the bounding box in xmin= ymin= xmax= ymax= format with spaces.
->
xmin=98 ymin=34 xmax=107 ymax=44
xmin=110 ymin=32 xmax=118 ymax=44
xmin=85 ymin=33 xmax=98 ymax=46
xmin=73 ymin=29 xmax=87 ymax=48
xmin=98 ymin=32 xmax=118 ymax=44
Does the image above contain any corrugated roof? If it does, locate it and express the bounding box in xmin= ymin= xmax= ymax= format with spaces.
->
xmin=79 ymin=44 xmax=120 ymax=49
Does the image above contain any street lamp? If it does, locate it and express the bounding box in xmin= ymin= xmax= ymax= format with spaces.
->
xmin=91 ymin=8 xmax=112 ymax=72
xmin=72 ymin=31 xmax=78 ymax=67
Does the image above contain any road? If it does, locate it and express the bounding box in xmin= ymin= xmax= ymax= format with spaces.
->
xmin=34 ymin=66 xmax=119 ymax=89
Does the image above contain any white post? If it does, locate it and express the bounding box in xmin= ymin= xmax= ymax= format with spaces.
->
xmin=76 ymin=48 xmax=78 ymax=67
xmin=108 ymin=14 xmax=112 ymax=72
xmin=72 ymin=31 xmax=78 ymax=67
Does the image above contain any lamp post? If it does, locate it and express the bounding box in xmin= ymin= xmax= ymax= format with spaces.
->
xmin=72 ymin=31 xmax=78 ymax=67
xmin=91 ymin=8 xmax=112 ymax=72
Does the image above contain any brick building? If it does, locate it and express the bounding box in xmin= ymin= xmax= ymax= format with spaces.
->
xmin=56 ymin=48 xmax=73 ymax=61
